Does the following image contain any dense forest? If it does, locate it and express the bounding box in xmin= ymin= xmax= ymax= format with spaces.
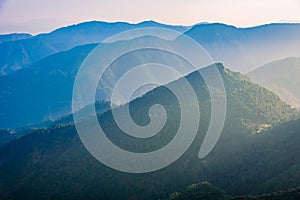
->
xmin=0 ymin=64 xmax=299 ymax=199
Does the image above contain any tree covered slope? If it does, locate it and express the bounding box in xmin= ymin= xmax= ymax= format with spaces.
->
xmin=0 ymin=64 xmax=298 ymax=199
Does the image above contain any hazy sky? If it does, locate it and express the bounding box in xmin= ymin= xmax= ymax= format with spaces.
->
xmin=0 ymin=0 xmax=300 ymax=34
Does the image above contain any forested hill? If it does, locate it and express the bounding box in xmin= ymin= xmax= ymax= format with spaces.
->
xmin=0 ymin=64 xmax=299 ymax=199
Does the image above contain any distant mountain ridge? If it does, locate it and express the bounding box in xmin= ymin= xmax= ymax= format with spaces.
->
xmin=1 ymin=32 xmax=297 ymax=129
xmin=0 ymin=33 xmax=32 ymax=44
xmin=1 ymin=21 xmax=300 ymax=75
xmin=0 ymin=43 xmax=96 ymax=128
xmin=1 ymin=21 xmax=300 ymax=128
xmin=247 ymin=57 xmax=300 ymax=108
xmin=183 ymin=23 xmax=300 ymax=72
xmin=0 ymin=36 xmax=196 ymax=128
xmin=0 ymin=20 xmax=189 ymax=75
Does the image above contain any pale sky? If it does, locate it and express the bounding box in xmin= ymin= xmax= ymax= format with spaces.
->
xmin=0 ymin=0 xmax=300 ymax=35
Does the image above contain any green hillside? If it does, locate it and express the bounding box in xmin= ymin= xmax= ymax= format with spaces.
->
xmin=0 ymin=64 xmax=298 ymax=199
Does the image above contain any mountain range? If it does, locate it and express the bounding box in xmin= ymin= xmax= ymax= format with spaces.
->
xmin=0 ymin=20 xmax=300 ymax=200
xmin=0 ymin=64 xmax=298 ymax=199
xmin=0 ymin=21 xmax=188 ymax=75
xmin=1 ymin=21 xmax=300 ymax=128
xmin=0 ymin=33 xmax=32 ymax=44
xmin=1 ymin=21 xmax=300 ymax=75
xmin=183 ymin=23 xmax=300 ymax=72
xmin=248 ymin=57 xmax=300 ymax=108
xmin=0 ymin=35 xmax=211 ymax=128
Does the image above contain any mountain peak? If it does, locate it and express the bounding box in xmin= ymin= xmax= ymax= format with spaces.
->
xmin=191 ymin=22 xmax=238 ymax=30
xmin=138 ymin=20 xmax=161 ymax=25
xmin=199 ymin=62 xmax=226 ymax=74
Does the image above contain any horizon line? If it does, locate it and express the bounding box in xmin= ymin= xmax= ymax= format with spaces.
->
xmin=1 ymin=19 xmax=300 ymax=36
